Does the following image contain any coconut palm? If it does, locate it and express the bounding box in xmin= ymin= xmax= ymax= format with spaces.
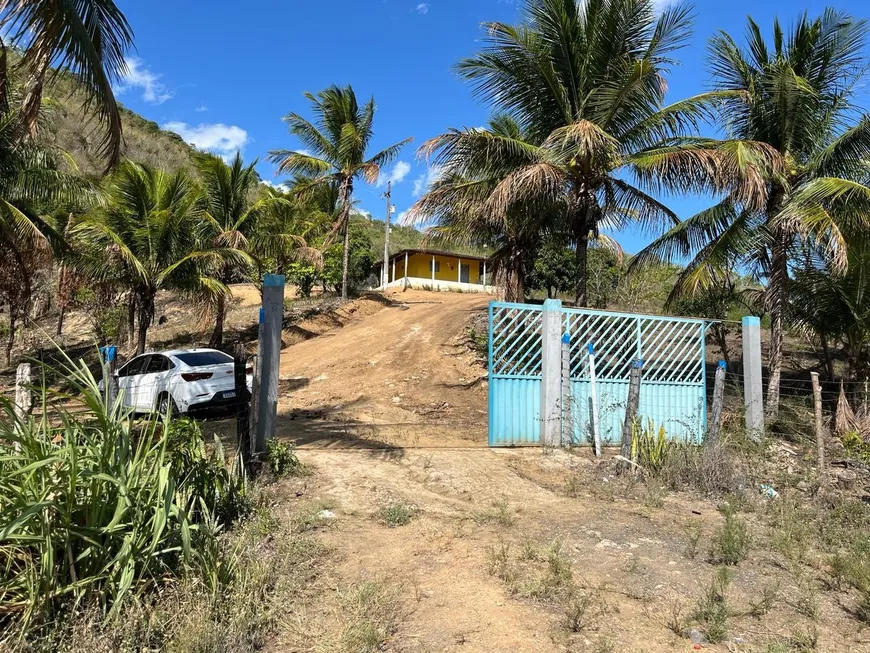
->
xmin=443 ymin=0 xmax=730 ymax=306
xmin=412 ymin=113 xmax=660 ymax=301
xmin=74 ymin=162 xmax=242 ymax=354
xmin=789 ymin=236 xmax=870 ymax=385
xmin=634 ymin=10 xmax=870 ymax=414
xmin=195 ymin=152 xmax=307 ymax=347
xmin=0 ymin=0 xmax=134 ymax=169
xmin=0 ymin=80 xmax=96 ymax=361
xmin=268 ymin=84 xmax=410 ymax=300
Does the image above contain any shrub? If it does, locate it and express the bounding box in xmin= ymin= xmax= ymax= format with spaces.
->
xmin=266 ymin=438 xmax=304 ymax=477
xmin=380 ymin=502 xmax=415 ymax=527
xmin=710 ymin=504 xmax=750 ymax=565
xmin=0 ymin=356 xmax=247 ymax=633
xmin=693 ymin=567 xmax=732 ymax=643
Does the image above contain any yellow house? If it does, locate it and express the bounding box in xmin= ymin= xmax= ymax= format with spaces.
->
xmin=373 ymin=248 xmax=497 ymax=293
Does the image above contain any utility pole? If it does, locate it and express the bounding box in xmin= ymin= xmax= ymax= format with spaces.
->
xmin=382 ymin=180 xmax=391 ymax=288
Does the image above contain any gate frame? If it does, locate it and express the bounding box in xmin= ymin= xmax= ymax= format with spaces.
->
xmin=488 ymin=299 xmax=711 ymax=447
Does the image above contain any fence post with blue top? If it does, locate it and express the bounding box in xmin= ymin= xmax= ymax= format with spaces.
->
xmin=742 ymin=317 xmax=763 ymax=441
xmin=255 ymin=274 xmax=285 ymax=454
xmin=540 ymin=298 xmax=562 ymax=447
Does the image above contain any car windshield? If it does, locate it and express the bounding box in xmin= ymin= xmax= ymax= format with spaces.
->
xmin=174 ymin=351 xmax=233 ymax=367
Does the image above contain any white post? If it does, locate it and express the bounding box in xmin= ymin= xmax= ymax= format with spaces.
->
xmin=391 ymin=258 xmax=395 ymax=283
xmin=431 ymin=254 xmax=435 ymax=281
xmin=588 ymin=343 xmax=601 ymax=456
xmin=404 ymin=251 xmax=409 ymax=289
xmin=742 ymin=316 xmax=764 ymax=441
xmin=483 ymin=260 xmax=487 ymax=286
xmin=541 ymin=298 xmax=562 ymax=447
xmin=14 ymin=363 xmax=32 ymax=435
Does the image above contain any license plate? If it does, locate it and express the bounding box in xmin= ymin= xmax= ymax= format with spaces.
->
xmin=224 ymin=390 xmax=236 ymax=399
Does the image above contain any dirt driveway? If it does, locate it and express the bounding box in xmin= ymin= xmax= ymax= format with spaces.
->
xmin=273 ymin=289 xmax=491 ymax=450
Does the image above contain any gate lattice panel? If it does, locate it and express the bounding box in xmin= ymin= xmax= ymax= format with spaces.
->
xmin=488 ymin=301 xmax=708 ymax=446
xmin=563 ymin=309 xmax=707 ymax=445
xmin=488 ymin=302 xmax=544 ymax=445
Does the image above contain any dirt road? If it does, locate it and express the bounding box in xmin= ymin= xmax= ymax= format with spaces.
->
xmin=273 ymin=289 xmax=490 ymax=449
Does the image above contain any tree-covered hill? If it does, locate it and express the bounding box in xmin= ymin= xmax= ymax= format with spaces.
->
xmin=34 ymin=61 xmax=197 ymax=176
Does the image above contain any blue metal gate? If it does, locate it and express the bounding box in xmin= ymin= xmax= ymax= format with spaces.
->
xmin=488 ymin=301 xmax=708 ymax=447
xmin=488 ymin=302 xmax=544 ymax=445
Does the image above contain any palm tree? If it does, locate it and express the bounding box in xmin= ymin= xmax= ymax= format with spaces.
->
xmin=410 ymin=116 xmax=552 ymax=301
xmin=195 ymin=152 xmax=298 ymax=347
xmin=0 ymin=81 xmax=96 ymax=361
xmin=412 ymin=113 xmax=662 ymax=302
xmin=74 ymin=162 xmax=241 ymax=354
xmin=789 ymin=236 xmax=870 ymax=386
xmin=634 ymin=10 xmax=870 ymax=415
xmin=0 ymin=0 xmax=134 ymax=169
xmin=445 ymin=0 xmax=726 ymax=306
xmin=268 ymin=85 xmax=410 ymax=300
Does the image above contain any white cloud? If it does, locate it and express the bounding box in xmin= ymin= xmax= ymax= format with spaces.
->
xmin=117 ymin=58 xmax=173 ymax=104
xmin=295 ymin=148 xmax=312 ymax=156
xmin=415 ymin=3 xmax=429 ymax=14
xmin=412 ymin=164 xmax=443 ymax=196
xmin=261 ymin=179 xmax=289 ymax=191
xmin=162 ymin=121 xmax=249 ymax=157
xmin=377 ymin=160 xmax=411 ymax=187
xmin=195 ymin=104 xmax=208 ymax=112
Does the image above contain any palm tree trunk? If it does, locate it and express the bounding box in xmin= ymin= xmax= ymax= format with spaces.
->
xmin=127 ymin=293 xmax=136 ymax=346
xmin=341 ymin=219 xmax=350 ymax=301
xmin=574 ymin=233 xmax=589 ymax=307
xmin=820 ymin=334 xmax=834 ymax=380
xmin=5 ymin=313 xmax=15 ymax=366
xmin=763 ymin=183 xmax=789 ymax=418
xmin=766 ymin=227 xmax=789 ymax=417
xmin=136 ymin=292 xmax=155 ymax=356
xmin=339 ymin=177 xmax=353 ymax=301
xmin=209 ymin=294 xmax=226 ymax=348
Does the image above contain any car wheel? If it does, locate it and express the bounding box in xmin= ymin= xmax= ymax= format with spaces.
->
xmin=157 ymin=393 xmax=178 ymax=418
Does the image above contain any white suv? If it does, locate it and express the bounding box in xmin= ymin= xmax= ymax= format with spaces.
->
xmin=108 ymin=348 xmax=252 ymax=415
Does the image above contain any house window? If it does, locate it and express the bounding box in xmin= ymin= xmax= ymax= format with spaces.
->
xmin=430 ymin=260 xmax=440 ymax=273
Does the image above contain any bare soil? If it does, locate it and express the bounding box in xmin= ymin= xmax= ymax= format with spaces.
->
xmin=213 ymin=287 xmax=870 ymax=652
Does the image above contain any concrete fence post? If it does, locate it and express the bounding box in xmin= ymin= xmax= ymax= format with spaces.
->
xmin=742 ymin=316 xmax=764 ymax=441
xmin=540 ymin=298 xmax=562 ymax=448
xmin=255 ymin=274 xmax=285 ymax=454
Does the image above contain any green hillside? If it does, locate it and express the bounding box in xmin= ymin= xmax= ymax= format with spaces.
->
xmin=35 ymin=63 xmax=197 ymax=176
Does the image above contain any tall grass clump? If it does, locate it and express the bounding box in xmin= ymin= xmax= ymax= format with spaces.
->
xmin=632 ymin=421 xmax=737 ymax=496
xmin=0 ymin=355 xmax=248 ymax=638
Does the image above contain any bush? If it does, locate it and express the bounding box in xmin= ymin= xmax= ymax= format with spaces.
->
xmin=633 ymin=421 xmax=737 ymax=496
xmin=266 ymin=438 xmax=305 ymax=477
xmin=380 ymin=502 xmax=416 ymax=527
xmin=710 ymin=504 xmax=751 ymax=565
xmin=0 ymin=356 xmax=248 ymax=634
xmin=693 ymin=567 xmax=732 ymax=643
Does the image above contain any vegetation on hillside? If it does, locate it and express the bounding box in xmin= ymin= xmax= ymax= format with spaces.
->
xmin=268 ymin=85 xmax=411 ymax=299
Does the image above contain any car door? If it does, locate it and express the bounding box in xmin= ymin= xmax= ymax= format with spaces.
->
xmin=116 ymin=355 xmax=148 ymax=408
xmin=136 ymin=355 xmax=173 ymax=411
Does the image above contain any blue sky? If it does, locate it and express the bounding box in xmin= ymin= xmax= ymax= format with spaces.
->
xmin=115 ymin=0 xmax=870 ymax=254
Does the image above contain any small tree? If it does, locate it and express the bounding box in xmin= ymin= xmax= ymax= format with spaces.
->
xmin=287 ymin=262 xmax=318 ymax=298
xmin=528 ymin=241 xmax=575 ymax=299
xmin=321 ymin=224 xmax=373 ymax=293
